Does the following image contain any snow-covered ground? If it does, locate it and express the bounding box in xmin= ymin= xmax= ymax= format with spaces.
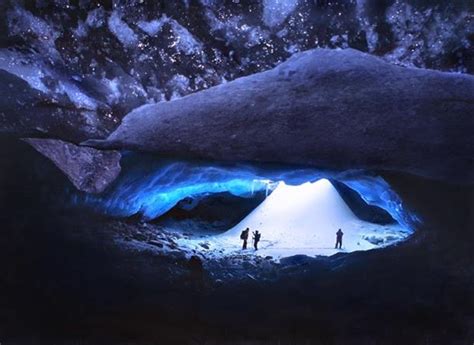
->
xmin=177 ymin=179 xmax=411 ymax=260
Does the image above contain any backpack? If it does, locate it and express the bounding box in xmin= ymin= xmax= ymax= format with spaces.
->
xmin=240 ymin=231 xmax=246 ymax=240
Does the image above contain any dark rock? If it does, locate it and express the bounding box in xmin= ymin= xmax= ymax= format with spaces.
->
xmin=24 ymin=138 xmax=121 ymax=194
xmin=243 ymin=261 xmax=257 ymax=269
xmin=168 ymin=242 xmax=178 ymax=250
xmin=280 ymin=254 xmax=316 ymax=266
xmin=199 ymin=242 xmax=210 ymax=250
xmin=147 ymin=240 xmax=164 ymax=248
xmin=187 ymin=255 xmax=204 ymax=279
xmin=133 ymin=233 xmax=147 ymax=241
xmin=188 ymin=255 xmax=203 ymax=266
xmin=85 ymin=48 xmax=474 ymax=183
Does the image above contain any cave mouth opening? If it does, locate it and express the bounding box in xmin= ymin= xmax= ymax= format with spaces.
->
xmin=70 ymin=153 xmax=419 ymax=260
xmin=173 ymin=178 xmax=413 ymax=259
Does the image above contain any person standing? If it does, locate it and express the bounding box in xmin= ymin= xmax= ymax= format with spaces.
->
xmin=253 ymin=230 xmax=261 ymax=250
xmin=240 ymin=227 xmax=250 ymax=249
xmin=335 ymin=229 xmax=344 ymax=249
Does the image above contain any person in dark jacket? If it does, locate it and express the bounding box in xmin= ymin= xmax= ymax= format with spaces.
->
xmin=335 ymin=228 xmax=344 ymax=249
xmin=240 ymin=227 xmax=250 ymax=249
xmin=253 ymin=230 xmax=261 ymax=250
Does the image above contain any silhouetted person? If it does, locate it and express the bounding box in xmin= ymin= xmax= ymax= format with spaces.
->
xmin=240 ymin=227 xmax=250 ymax=249
xmin=335 ymin=229 xmax=343 ymax=249
xmin=253 ymin=230 xmax=261 ymax=250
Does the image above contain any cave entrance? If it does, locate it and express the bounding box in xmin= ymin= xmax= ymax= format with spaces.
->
xmin=71 ymin=154 xmax=418 ymax=260
xmin=176 ymin=178 xmax=412 ymax=259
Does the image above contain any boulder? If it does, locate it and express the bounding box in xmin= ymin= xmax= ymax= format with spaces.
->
xmin=85 ymin=48 xmax=474 ymax=183
xmin=24 ymin=138 xmax=121 ymax=194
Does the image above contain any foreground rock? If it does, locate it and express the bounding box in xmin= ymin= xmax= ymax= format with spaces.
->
xmin=25 ymin=138 xmax=121 ymax=194
xmin=86 ymin=48 xmax=474 ymax=183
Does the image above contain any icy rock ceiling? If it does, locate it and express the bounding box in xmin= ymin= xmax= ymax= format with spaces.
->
xmin=0 ymin=0 xmax=472 ymax=124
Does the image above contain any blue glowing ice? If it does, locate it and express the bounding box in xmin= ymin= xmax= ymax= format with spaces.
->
xmin=70 ymin=153 xmax=419 ymax=231
xmin=340 ymin=175 xmax=421 ymax=230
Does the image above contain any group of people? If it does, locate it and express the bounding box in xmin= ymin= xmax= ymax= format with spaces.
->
xmin=240 ymin=228 xmax=261 ymax=250
xmin=239 ymin=228 xmax=345 ymax=251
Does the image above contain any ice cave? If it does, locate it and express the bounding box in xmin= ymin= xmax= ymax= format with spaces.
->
xmin=0 ymin=0 xmax=472 ymax=343
xmin=70 ymin=154 xmax=416 ymax=260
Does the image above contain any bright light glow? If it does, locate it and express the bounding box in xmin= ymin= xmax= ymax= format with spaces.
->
xmin=180 ymin=179 xmax=411 ymax=259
